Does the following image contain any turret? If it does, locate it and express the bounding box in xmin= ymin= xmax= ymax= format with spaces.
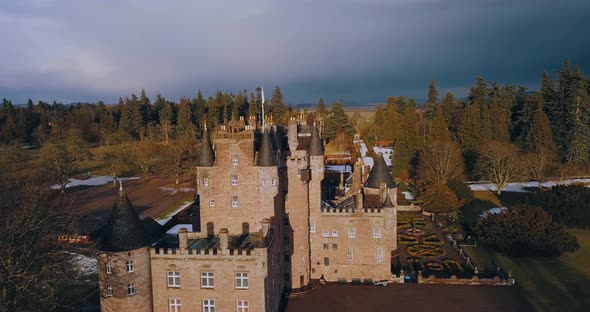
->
xmin=98 ymin=184 xmax=154 ymax=312
xmin=364 ymin=154 xmax=396 ymax=190
xmin=308 ymin=123 xmax=324 ymax=156
xmin=256 ymin=129 xmax=277 ymax=167
xmin=199 ymin=125 xmax=215 ymax=167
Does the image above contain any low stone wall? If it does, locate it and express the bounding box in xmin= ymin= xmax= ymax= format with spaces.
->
xmin=418 ymin=274 xmax=515 ymax=286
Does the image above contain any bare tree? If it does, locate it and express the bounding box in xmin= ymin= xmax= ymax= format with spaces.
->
xmin=164 ymin=138 xmax=193 ymax=185
xmin=131 ymin=141 xmax=159 ymax=179
xmin=417 ymin=139 xmax=465 ymax=184
xmin=0 ymin=175 xmax=77 ymax=311
xmin=476 ymin=141 xmax=523 ymax=195
xmin=99 ymin=145 xmax=129 ymax=186
xmin=39 ymin=142 xmax=77 ymax=193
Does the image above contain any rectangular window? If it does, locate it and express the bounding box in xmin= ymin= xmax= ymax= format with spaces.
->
xmin=297 ymin=169 xmax=301 ymax=176
xmin=322 ymin=230 xmax=329 ymax=238
xmin=235 ymin=272 xmax=249 ymax=289
xmin=348 ymin=227 xmax=355 ymax=238
xmin=332 ymin=243 xmax=338 ymax=250
xmin=203 ymin=299 xmax=215 ymax=312
xmin=231 ymin=174 xmax=238 ymax=186
xmin=232 ymin=196 xmax=239 ymax=208
xmin=323 ymin=243 xmax=329 ymax=250
xmin=107 ymin=284 xmax=113 ymax=297
xmin=332 ymin=230 xmax=338 ymax=237
xmin=127 ymin=283 xmax=135 ymax=296
xmin=272 ymin=179 xmax=277 ymax=186
xmin=167 ymin=271 xmax=180 ymax=287
xmin=106 ymin=262 xmax=112 ymax=274
xmin=233 ymin=158 xmax=239 ymax=166
xmin=169 ymin=298 xmax=181 ymax=312
xmin=201 ymin=272 xmax=214 ymax=288
xmin=262 ymin=179 xmax=268 ymax=187
xmin=203 ymin=178 xmax=209 ymax=187
xmin=310 ymin=223 xmax=316 ymax=233
xmin=126 ymin=260 xmax=134 ymax=273
xmin=347 ymin=247 xmax=353 ymax=262
xmin=324 ymin=257 xmax=329 ymax=266
xmin=209 ymin=200 xmax=215 ymax=207
xmin=373 ymin=227 xmax=382 ymax=239
xmin=377 ymin=248 xmax=384 ymax=263
xmin=237 ymin=300 xmax=249 ymax=312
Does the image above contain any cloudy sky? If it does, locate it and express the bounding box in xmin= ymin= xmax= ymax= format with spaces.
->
xmin=1 ymin=0 xmax=589 ymax=105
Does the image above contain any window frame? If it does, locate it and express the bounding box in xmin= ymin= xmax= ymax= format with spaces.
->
xmin=203 ymin=178 xmax=209 ymax=187
xmin=127 ymin=283 xmax=136 ymax=296
xmin=231 ymin=174 xmax=238 ymax=186
xmin=232 ymin=158 xmax=239 ymax=166
xmin=203 ymin=299 xmax=215 ymax=312
xmin=167 ymin=271 xmax=181 ymax=288
xmin=209 ymin=199 xmax=215 ymax=207
xmin=235 ymin=272 xmax=249 ymax=289
xmin=377 ymin=247 xmax=384 ymax=263
xmin=169 ymin=298 xmax=181 ymax=312
xmin=347 ymin=247 xmax=353 ymax=262
xmin=231 ymin=196 xmax=239 ymax=208
xmin=309 ymin=223 xmax=316 ymax=233
xmin=348 ymin=227 xmax=355 ymax=238
xmin=373 ymin=227 xmax=382 ymax=239
xmin=106 ymin=284 xmax=113 ymax=297
xmin=332 ymin=230 xmax=338 ymax=238
xmin=106 ymin=261 xmax=112 ymax=274
xmin=126 ymin=260 xmax=134 ymax=273
xmin=237 ymin=300 xmax=249 ymax=312
xmin=322 ymin=230 xmax=329 ymax=238
xmin=201 ymin=271 xmax=215 ymax=288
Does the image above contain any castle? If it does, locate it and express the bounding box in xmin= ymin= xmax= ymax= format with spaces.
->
xmin=98 ymin=116 xmax=398 ymax=312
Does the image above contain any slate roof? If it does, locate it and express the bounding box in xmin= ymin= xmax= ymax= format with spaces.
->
xmin=199 ymin=127 xmax=215 ymax=167
xmin=100 ymin=189 xmax=150 ymax=252
xmin=256 ymin=129 xmax=277 ymax=166
xmin=365 ymin=154 xmax=396 ymax=189
xmin=308 ymin=124 xmax=324 ymax=156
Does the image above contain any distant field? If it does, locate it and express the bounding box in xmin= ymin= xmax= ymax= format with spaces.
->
xmin=466 ymin=190 xmax=590 ymax=311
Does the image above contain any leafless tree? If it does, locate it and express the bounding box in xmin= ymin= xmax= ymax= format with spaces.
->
xmin=39 ymin=142 xmax=77 ymax=193
xmin=417 ymin=139 xmax=465 ymax=184
xmin=131 ymin=142 xmax=159 ymax=179
xmin=99 ymin=145 xmax=130 ymax=186
xmin=476 ymin=141 xmax=523 ymax=195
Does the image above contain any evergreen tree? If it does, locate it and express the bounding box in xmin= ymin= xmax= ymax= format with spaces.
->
xmin=323 ymin=101 xmax=354 ymax=141
xmin=177 ymin=97 xmax=195 ymax=138
xmin=524 ymin=96 xmax=557 ymax=181
xmin=513 ymin=95 xmax=538 ymax=148
xmin=457 ymin=103 xmax=482 ymax=151
xmin=159 ymin=101 xmax=174 ymax=144
xmin=317 ymin=98 xmax=328 ymax=118
xmin=427 ymin=106 xmax=450 ymax=142
xmin=469 ymin=77 xmax=489 ymax=106
xmin=425 ymin=80 xmax=439 ymax=120
xmin=391 ymin=108 xmax=419 ymax=177
xmin=270 ymin=85 xmax=289 ymax=125
xmin=440 ymin=92 xmax=462 ymax=136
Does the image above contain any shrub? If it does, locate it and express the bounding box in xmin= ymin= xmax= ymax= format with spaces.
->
xmin=448 ymin=179 xmax=474 ymax=203
xmin=528 ymin=184 xmax=590 ymax=228
xmin=475 ymin=205 xmax=579 ymax=257
xmin=420 ymin=182 xmax=463 ymax=214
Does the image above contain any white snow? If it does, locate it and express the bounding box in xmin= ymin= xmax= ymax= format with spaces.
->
xmin=401 ymin=191 xmax=415 ymax=200
xmin=468 ymin=178 xmax=590 ymax=193
xmin=50 ymin=176 xmax=139 ymax=190
xmin=481 ymin=207 xmax=507 ymax=218
xmin=156 ymin=201 xmax=193 ymax=225
xmin=166 ymin=224 xmax=193 ymax=234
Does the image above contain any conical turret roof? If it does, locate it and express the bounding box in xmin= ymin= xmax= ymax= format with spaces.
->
xmin=256 ymin=129 xmax=277 ymax=166
xmin=365 ymin=154 xmax=396 ymax=189
xmin=383 ymin=191 xmax=396 ymax=208
xmin=199 ymin=126 xmax=215 ymax=167
xmin=100 ymin=187 xmax=149 ymax=252
xmin=308 ymin=124 xmax=324 ymax=156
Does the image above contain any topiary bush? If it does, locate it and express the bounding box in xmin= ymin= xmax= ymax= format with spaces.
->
xmin=528 ymin=184 xmax=590 ymax=228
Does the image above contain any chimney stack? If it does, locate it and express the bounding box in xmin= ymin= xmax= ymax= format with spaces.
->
xmin=178 ymin=228 xmax=188 ymax=251
xmin=219 ymin=228 xmax=229 ymax=253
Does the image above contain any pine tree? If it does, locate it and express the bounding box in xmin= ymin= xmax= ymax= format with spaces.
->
xmin=457 ymin=103 xmax=482 ymax=151
xmin=427 ymin=106 xmax=450 ymax=142
xmin=525 ymin=95 xmax=557 ymax=180
xmin=440 ymin=92 xmax=462 ymax=136
xmin=323 ymin=101 xmax=354 ymax=141
xmin=425 ymin=80 xmax=439 ymax=120
xmin=317 ymin=98 xmax=328 ymax=118
xmin=469 ymin=77 xmax=488 ymax=106
xmin=177 ymin=97 xmax=195 ymax=138
xmin=160 ymin=101 xmax=174 ymax=144
xmin=391 ymin=108 xmax=419 ymax=177
xmin=270 ymin=85 xmax=289 ymax=125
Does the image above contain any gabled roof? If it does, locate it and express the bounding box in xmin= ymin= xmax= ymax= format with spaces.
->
xmin=100 ymin=188 xmax=149 ymax=252
xmin=365 ymin=154 xmax=396 ymax=189
xmin=308 ymin=124 xmax=324 ymax=156
xmin=256 ymin=129 xmax=277 ymax=167
xmin=199 ymin=127 xmax=215 ymax=167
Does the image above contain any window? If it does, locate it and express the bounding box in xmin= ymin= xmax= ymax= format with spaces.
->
xmin=373 ymin=227 xmax=382 ymax=239
xmin=126 ymin=260 xmax=134 ymax=273
xmin=377 ymin=248 xmax=384 ymax=263
xmin=323 ymin=243 xmax=329 ymax=250
xmin=167 ymin=271 xmax=180 ymax=287
xmin=348 ymin=227 xmax=355 ymax=238
xmin=332 ymin=243 xmax=338 ymax=250
xmin=201 ymin=272 xmax=214 ymax=288
xmin=235 ymin=272 xmax=249 ymax=289
xmin=203 ymin=299 xmax=215 ymax=312
xmin=310 ymin=223 xmax=316 ymax=233
xmin=322 ymin=230 xmax=329 ymax=238
xmin=324 ymin=257 xmax=329 ymax=266
xmin=332 ymin=230 xmax=338 ymax=237
xmin=127 ymin=283 xmax=135 ymax=296
xmin=231 ymin=174 xmax=238 ymax=186
xmin=169 ymin=298 xmax=181 ymax=312
xmin=203 ymin=178 xmax=209 ymax=187
xmin=233 ymin=158 xmax=239 ymax=166
xmin=347 ymin=247 xmax=353 ymax=262
xmin=272 ymin=179 xmax=277 ymax=186
xmin=106 ymin=262 xmax=112 ymax=274
xmin=209 ymin=200 xmax=215 ymax=207
xmin=106 ymin=284 xmax=113 ymax=297
xmin=237 ymin=300 xmax=249 ymax=312
xmin=297 ymin=169 xmax=301 ymax=176
xmin=262 ymin=180 xmax=267 ymax=187
xmin=232 ymin=196 xmax=239 ymax=208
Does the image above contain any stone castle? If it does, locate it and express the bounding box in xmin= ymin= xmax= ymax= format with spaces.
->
xmin=98 ymin=116 xmax=398 ymax=312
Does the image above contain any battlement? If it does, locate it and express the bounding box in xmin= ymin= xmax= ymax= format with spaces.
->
xmin=320 ymin=206 xmax=390 ymax=216
xmin=150 ymin=246 xmax=259 ymax=259
xmin=213 ymin=125 xmax=255 ymax=140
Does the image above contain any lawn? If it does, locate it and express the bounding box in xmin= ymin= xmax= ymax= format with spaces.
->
xmin=465 ymin=191 xmax=590 ymax=311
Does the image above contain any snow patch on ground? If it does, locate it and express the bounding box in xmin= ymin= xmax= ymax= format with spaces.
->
xmin=156 ymin=201 xmax=193 ymax=225
xmin=468 ymin=178 xmax=590 ymax=193
xmin=401 ymin=191 xmax=415 ymax=200
xmin=481 ymin=207 xmax=507 ymax=218
xmin=50 ymin=176 xmax=139 ymax=190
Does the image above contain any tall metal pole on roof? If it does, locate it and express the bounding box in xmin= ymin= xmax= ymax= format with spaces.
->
xmin=261 ymin=86 xmax=266 ymax=131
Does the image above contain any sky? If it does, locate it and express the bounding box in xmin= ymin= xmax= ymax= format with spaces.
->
xmin=1 ymin=0 xmax=589 ymax=105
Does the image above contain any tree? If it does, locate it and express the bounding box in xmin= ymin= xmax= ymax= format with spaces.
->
xmin=323 ymin=101 xmax=355 ymax=142
xmin=529 ymin=185 xmax=590 ymax=227
xmin=0 ymin=174 xmax=77 ymax=311
xmin=316 ymin=98 xmax=328 ymax=119
xmin=524 ymin=96 xmax=557 ymax=181
xmin=176 ymin=97 xmax=195 ymax=138
xmin=39 ymin=142 xmax=77 ymax=193
xmin=457 ymin=102 xmax=482 ymax=151
xmin=417 ymin=139 xmax=465 ymax=184
xmin=159 ymin=101 xmax=174 ymax=144
xmin=476 ymin=141 xmax=523 ymax=195
xmin=391 ymin=108 xmax=419 ymax=177
xmin=420 ymin=182 xmax=463 ymax=214
xmin=427 ymin=106 xmax=450 ymax=142
xmin=131 ymin=142 xmax=159 ymax=179
xmin=99 ymin=145 xmax=129 ymax=186
xmin=164 ymin=138 xmax=193 ymax=185
xmin=270 ymin=85 xmax=289 ymax=126
xmin=425 ymin=80 xmax=439 ymax=120
xmin=475 ymin=205 xmax=579 ymax=257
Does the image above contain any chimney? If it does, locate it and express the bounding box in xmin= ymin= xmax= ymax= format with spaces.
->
xmin=261 ymin=218 xmax=270 ymax=237
xmin=356 ymin=190 xmax=363 ymax=210
xmin=219 ymin=228 xmax=229 ymax=252
xmin=178 ymin=228 xmax=188 ymax=251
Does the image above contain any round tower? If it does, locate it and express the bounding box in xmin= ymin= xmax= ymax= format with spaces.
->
xmin=98 ymin=184 xmax=153 ymax=312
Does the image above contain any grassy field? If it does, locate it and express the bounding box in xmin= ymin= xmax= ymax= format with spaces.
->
xmin=467 ymin=190 xmax=590 ymax=311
